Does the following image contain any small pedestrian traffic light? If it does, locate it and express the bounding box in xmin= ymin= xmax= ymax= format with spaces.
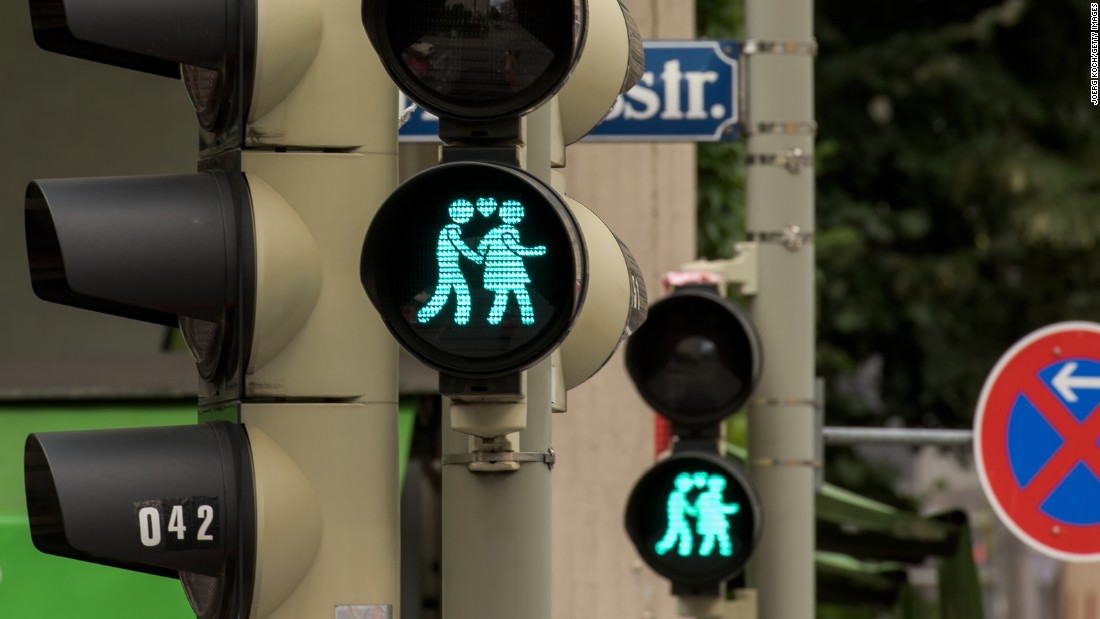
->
xmin=624 ymin=284 xmax=764 ymax=592
xmin=361 ymin=161 xmax=584 ymax=379
xmin=625 ymin=287 xmax=762 ymax=428
xmin=624 ymin=450 xmax=761 ymax=591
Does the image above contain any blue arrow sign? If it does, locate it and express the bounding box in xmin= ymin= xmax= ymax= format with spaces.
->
xmin=399 ymin=39 xmax=740 ymax=143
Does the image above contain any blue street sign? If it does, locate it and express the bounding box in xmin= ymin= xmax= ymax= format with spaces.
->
xmin=399 ymin=40 xmax=740 ymax=143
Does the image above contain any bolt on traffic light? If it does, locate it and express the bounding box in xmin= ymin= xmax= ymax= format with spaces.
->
xmin=624 ymin=285 xmax=764 ymax=594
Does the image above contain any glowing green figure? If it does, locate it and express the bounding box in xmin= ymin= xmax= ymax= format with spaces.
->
xmin=655 ymin=473 xmax=698 ymax=557
xmin=417 ymin=199 xmax=483 ymax=325
xmin=476 ymin=200 xmax=546 ymax=325
xmin=695 ymin=475 xmax=740 ymax=557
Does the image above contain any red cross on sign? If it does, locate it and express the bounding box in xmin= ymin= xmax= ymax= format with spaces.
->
xmin=975 ymin=321 xmax=1100 ymax=561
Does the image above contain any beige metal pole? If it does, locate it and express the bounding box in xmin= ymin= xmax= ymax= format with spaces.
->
xmin=743 ymin=1 xmax=817 ymax=617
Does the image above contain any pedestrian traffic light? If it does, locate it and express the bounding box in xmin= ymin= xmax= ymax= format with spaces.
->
xmin=359 ymin=0 xmax=646 ymax=387
xmin=625 ymin=286 xmax=763 ymax=428
xmin=22 ymin=0 xmax=399 ymax=617
xmin=624 ymin=450 xmax=762 ymax=591
xmin=624 ymin=285 xmax=764 ymax=593
xmin=360 ymin=158 xmax=646 ymax=383
xmin=361 ymin=162 xmax=580 ymax=379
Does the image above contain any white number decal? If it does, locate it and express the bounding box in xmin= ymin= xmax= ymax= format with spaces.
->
xmin=196 ymin=504 xmax=215 ymax=541
xmin=138 ymin=506 xmax=162 ymax=547
xmin=167 ymin=504 xmax=186 ymax=540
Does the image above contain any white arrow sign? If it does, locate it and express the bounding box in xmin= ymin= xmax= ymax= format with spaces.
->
xmin=1052 ymin=361 xmax=1100 ymax=403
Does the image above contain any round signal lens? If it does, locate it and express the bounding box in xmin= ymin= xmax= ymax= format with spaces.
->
xmin=361 ymin=162 xmax=585 ymax=378
xmin=366 ymin=0 xmax=585 ymax=121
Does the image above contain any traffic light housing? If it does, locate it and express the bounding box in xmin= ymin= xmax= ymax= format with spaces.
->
xmin=625 ymin=287 xmax=763 ymax=428
xmin=624 ymin=285 xmax=764 ymax=593
xmin=360 ymin=158 xmax=647 ymax=386
xmin=624 ymin=450 xmax=762 ymax=591
xmin=359 ymin=0 xmax=647 ymax=389
xmin=22 ymin=0 xmax=399 ymax=616
xmin=361 ymin=0 xmax=585 ymax=123
xmin=25 ymin=423 xmax=253 ymax=581
xmin=361 ymin=162 xmax=583 ymax=379
xmin=554 ymin=0 xmax=643 ymax=145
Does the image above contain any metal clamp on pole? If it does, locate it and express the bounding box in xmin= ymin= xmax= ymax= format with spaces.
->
xmin=751 ymin=396 xmax=820 ymax=408
xmin=742 ymin=39 xmax=819 ymax=57
xmin=745 ymin=148 xmax=813 ymax=174
xmin=752 ymin=457 xmax=823 ymax=469
xmin=738 ymin=40 xmax=817 ymax=137
xmin=744 ymin=120 xmax=817 ymax=137
xmin=746 ymin=225 xmax=814 ymax=252
xmin=441 ymin=448 xmax=557 ymax=471
xmin=336 ymin=605 xmax=393 ymax=619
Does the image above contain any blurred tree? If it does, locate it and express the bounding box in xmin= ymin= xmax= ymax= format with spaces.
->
xmin=699 ymin=0 xmax=1100 ymax=500
xmin=697 ymin=0 xmax=746 ymax=259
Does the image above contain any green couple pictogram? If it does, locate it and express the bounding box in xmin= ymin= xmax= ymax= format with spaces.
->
xmin=655 ymin=471 xmax=741 ymax=558
xmin=418 ymin=197 xmax=546 ymax=326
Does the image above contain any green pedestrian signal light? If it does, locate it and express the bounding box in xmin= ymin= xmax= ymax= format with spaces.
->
xmin=655 ymin=471 xmax=741 ymax=558
xmin=625 ymin=451 xmax=762 ymax=590
xmin=361 ymin=161 xmax=585 ymax=379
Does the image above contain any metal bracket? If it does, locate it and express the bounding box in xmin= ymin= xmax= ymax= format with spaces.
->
xmin=752 ymin=457 xmax=823 ymax=469
xmin=742 ymin=39 xmax=819 ymax=57
xmin=744 ymin=120 xmax=817 ymax=137
xmin=746 ymin=225 xmax=814 ymax=251
xmin=677 ymin=241 xmax=759 ymax=295
xmin=750 ymin=396 xmax=820 ymax=408
xmin=335 ymin=605 xmax=392 ymax=619
xmin=745 ymin=147 xmax=813 ymax=174
xmin=441 ymin=448 xmax=556 ymax=471
xmin=738 ymin=41 xmax=817 ymax=140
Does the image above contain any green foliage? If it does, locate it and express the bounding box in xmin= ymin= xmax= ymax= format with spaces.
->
xmin=815 ymin=0 xmax=1100 ymax=433
xmin=697 ymin=0 xmax=746 ymax=259
xmin=698 ymin=0 xmax=1100 ymax=505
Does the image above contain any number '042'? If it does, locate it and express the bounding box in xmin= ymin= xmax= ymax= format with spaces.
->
xmin=136 ymin=500 xmax=217 ymax=548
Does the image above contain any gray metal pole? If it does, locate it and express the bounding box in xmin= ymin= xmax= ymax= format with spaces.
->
xmin=822 ymin=427 xmax=974 ymax=447
xmin=743 ymin=0 xmax=816 ymax=617
xmin=439 ymin=361 xmax=553 ymax=619
xmin=440 ymin=104 xmax=556 ymax=619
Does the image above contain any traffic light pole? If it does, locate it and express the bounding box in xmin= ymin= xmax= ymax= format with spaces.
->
xmin=440 ymin=361 xmax=553 ymax=619
xmin=743 ymin=0 xmax=817 ymax=617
